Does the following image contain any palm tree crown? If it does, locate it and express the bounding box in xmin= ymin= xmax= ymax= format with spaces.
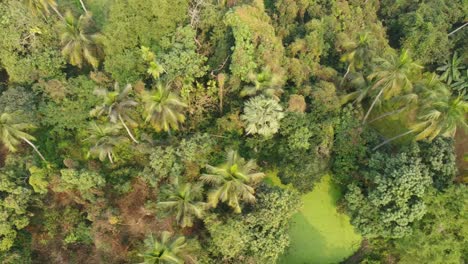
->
xmin=85 ymin=122 xmax=129 ymax=164
xmin=200 ymin=150 xmax=265 ymax=213
xmin=139 ymin=231 xmax=190 ymax=264
xmin=158 ymin=181 xmax=207 ymax=228
xmin=363 ymin=49 xmax=422 ymax=122
xmin=141 ymin=83 xmax=187 ymax=133
xmin=0 ymin=112 xmax=46 ymax=161
xmin=91 ymin=83 xmax=139 ymax=143
xmin=411 ymin=95 xmax=467 ymax=141
xmin=24 ymin=0 xmax=63 ymax=19
xmin=60 ymin=11 xmax=102 ymax=69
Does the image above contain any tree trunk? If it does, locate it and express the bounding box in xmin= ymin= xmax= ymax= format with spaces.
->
xmin=107 ymin=152 xmax=114 ymax=164
xmin=372 ymin=130 xmax=414 ymax=151
xmin=363 ymin=87 xmax=385 ymax=124
xmin=367 ymin=107 xmax=407 ymax=124
xmin=79 ymin=0 xmax=88 ymax=14
xmin=21 ymin=137 xmax=46 ymax=162
xmin=340 ymin=64 xmax=351 ymax=87
xmin=119 ymin=114 xmax=139 ymax=144
xmin=448 ymin=22 xmax=468 ymax=36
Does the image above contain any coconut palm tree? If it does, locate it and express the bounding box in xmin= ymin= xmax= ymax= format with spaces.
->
xmin=139 ymin=231 xmax=191 ymax=264
xmin=141 ymin=83 xmax=187 ymax=133
xmin=91 ymin=83 xmax=139 ymax=143
xmin=158 ymin=181 xmax=207 ymax=228
xmin=363 ymin=49 xmax=422 ymax=123
xmin=0 ymin=112 xmax=46 ymax=162
xmin=372 ymin=84 xmax=467 ymax=150
xmin=24 ymin=0 xmax=64 ymax=20
xmin=200 ymin=150 xmax=265 ymax=213
xmin=85 ymin=122 xmax=129 ymax=164
xmin=60 ymin=11 xmax=102 ymax=69
xmin=340 ymin=32 xmax=374 ymax=85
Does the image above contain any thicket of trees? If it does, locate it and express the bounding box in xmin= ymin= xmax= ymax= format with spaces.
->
xmin=0 ymin=0 xmax=466 ymax=263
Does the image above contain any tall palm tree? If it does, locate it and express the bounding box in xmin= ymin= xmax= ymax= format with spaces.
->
xmin=139 ymin=231 xmax=191 ymax=264
xmin=24 ymin=0 xmax=64 ymax=20
xmin=91 ymin=83 xmax=139 ymax=143
xmin=158 ymin=181 xmax=207 ymax=228
xmin=363 ymin=49 xmax=422 ymax=123
xmin=85 ymin=122 xmax=129 ymax=164
xmin=60 ymin=11 xmax=102 ymax=69
xmin=372 ymin=84 xmax=467 ymax=150
xmin=200 ymin=150 xmax=265 ymax=213
xmin=340 ymin=32 xmax=374 ymax=85
xmin=141 ymin=83 xmax=187 ymax=133
xmin=0 ymin=112 xmax=46 ymax=162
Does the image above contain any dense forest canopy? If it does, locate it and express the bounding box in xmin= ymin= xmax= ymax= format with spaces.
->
xmin=0 ymin=0 xmax=467 ymax=263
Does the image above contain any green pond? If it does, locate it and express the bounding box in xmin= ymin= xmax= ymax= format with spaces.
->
xmin=266 ymin=173 xmax=362 ymax=264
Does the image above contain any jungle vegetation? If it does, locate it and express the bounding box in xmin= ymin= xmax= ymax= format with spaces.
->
xmin=0 ymin=0 xmax=466 ymax=263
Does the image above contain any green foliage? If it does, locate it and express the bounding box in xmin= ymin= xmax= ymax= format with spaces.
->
xmin=0 ymin=0 xmax=64 ymax=83
xmin=158 ymin=26 xmax=208 ymax=82
xmin=0 ymin=165 xmax=32 ymax=251
xmin=85 ymin=122 xmax=130 ymax=164
xmin=331 ymin=106 xmax=372 ymax=186
xmin=394 ymin=185 xmax=468 ymax=264
xmin=102 ymin=0 xmax=189 ymax=83
xmin=225 ymin=2 xmax=285 ymax=85
xmin=158 ymin=181 xmax=207 ymax=228
xmin=0 ymin=112 xmax=37 ymax=152
xmin=240 ymin=95 xmax=284 ymax=138
xmin=37 ymin=76 xmax=99 ymax=135
xmin=28 ymin=166 xmax=49 ymax=194
xmin=139 ymin=231 xmax=193 ymax=264
xmin=418 ymin=137 xmax=457 ymax=190
xmin=60 ymin=11 xmax=102 ymax=69
xmin=200 ymin=150 xmax=265 ymax=213
xmin=56 ymin=168 xmax=105 ymax=202
xmin=345 ymin=145 xmax=432 ymax=238
xmin=141 ymin=83 xmax=187 ymax=133
xmin=145 ymin=146 xmax=182 ymax=187
xmin=205 ymin=186 xmax=301 ymax=262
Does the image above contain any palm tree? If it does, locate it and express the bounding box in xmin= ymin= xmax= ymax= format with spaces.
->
xmin=85 ymin=122 xmax=129 ymax=164
xmin=372 ymin=84 xmax=467 ymax=150
xmin=141 ymin=83 xmax=187 ymax=133
xmin=340 ymin=32 xmax=374 ymax=85
xmin=0 ymin=112 xmax=46 ymax=162
xmin=139 ymin=231 xmax=191 ymax=264
xmin=363 ymin=49 xmax=422 ymax=123
xmin=24 ymin=0 xmax=64 ymax=20
xmin=200 ymin=150 xmax=265 ymax=213
xmin=241 ymin=68 xmax=283 ymax=100
xmin=158 ymin=181 xmax=207 ymax=228
xmin=60 ymin=11 xmax=102 ymax=69
xmin=91 ymin=83 xmax=139 ymax=143
xmin=437 ymin=52 xmax=464 ymax=85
